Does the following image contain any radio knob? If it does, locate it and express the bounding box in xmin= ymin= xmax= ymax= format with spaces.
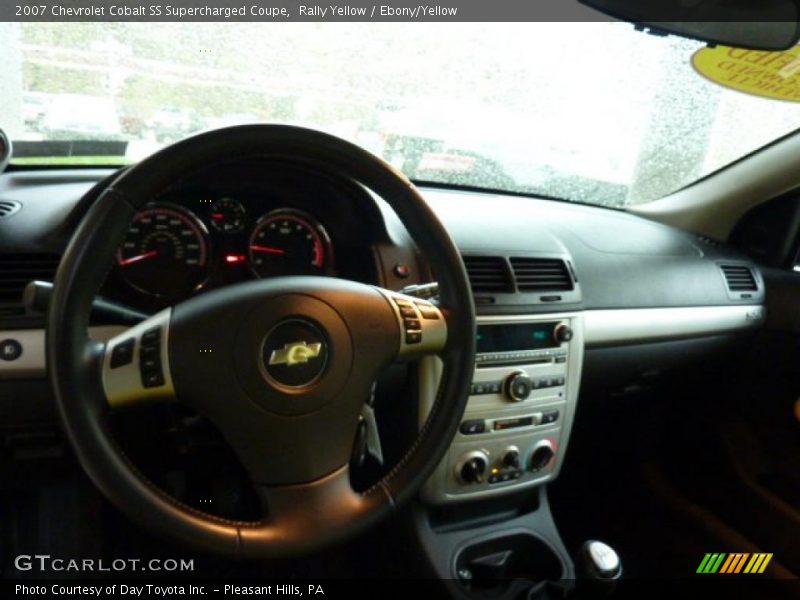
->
xmin=456 ymin=451 xmax=488 ymax=484
xmin=553 ymin=323 xmax=573 ymax=344
xmin=504 ymin=371 xmax=532 ymax=402
xmin=529 ymin=440 xmax=555 ymax=473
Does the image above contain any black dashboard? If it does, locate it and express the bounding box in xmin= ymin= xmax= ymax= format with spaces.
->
xmin=0 ymin=160 xmax=767 ymax=387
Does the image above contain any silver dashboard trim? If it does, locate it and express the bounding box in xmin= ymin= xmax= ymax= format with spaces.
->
xmin=0 ymin=326 xmax=126 ymax=379
xmin=583 ymin=305 xmax=765 ymax=347
xmin=419 ymin=311 xmax=584 ymax=505
xmin=1 ymin=305 xmax=765 ymax=380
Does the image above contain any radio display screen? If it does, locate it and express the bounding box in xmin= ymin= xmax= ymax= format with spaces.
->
xmin=477 ymin=323 xmax=557 ymax=353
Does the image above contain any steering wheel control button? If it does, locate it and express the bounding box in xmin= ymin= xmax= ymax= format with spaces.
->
xmin=109 ymin=338 xmax=135 ymax=368
xmin=139 ymin=327 xmax=165 ymax=388
xmin=505 ymin=371 xmax=532 ymax=401
xmin=141 ymin=327 xmax=162 ymax=345
xmin=140 ymin=355 xmax=160 ymax=372
xmin=142 ymin=371 xmax=165 ymax=388
xmin=405 ymin=331 xmax=422 ymax=344
xmin=398 ymin=298 xmax=423 ymax=344
xmin=0 ymin=338 xmax=23 ymax=361
xmin=398 ymin=306 xmax=417 ymax=318
xmin=380 ymin=289 xmax=447 ymax=359
xmin=140 ymin=345 xmax=159 ymax=360
xmin=459 ymin=419 xmax=486 ymax=435
xmin=404 ymin=318 xmax=421 ymax=330
xmin=102 ymin=309 xmax=174 ymax=407
xmin=261 ymin=319 xmax=328 ymax=388
xmin=418 ymin=305 xmax=440 ymax=320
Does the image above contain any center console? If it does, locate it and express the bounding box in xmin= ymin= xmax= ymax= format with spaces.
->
xmin=411 ymin=305 xmax=584 ymax=597
xmin=419 ymin=312 xmax=583 ymax=505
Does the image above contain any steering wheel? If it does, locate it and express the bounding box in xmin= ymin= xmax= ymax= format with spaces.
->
xmin=47 ymin=125 xmax=475 ymax=558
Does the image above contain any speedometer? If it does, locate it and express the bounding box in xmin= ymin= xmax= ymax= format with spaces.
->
xmin=117 ymin=204 xmax=209 ymax=299
xmin=248 ymin=209 xmax=332 ymax=278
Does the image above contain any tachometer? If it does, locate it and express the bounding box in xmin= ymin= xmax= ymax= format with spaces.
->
xmin=248 ymin=209 xmax=332 ymax=278
xmin=117 ymin=204 xmax=209 ymax=299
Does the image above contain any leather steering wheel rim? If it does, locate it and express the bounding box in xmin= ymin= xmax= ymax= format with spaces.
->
xmin=47 ymin=125 xmax=476 ymax=557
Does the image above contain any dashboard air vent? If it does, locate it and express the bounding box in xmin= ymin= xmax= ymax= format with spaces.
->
xmin=0 ymin=201 xmax=21 ymax=220
xmin=0 ymin=253 xmax=61 ymax=305
xmin=510 ymin=257 xmax=574 ymax=292
xmin=462 ymin=255 xmax=513 ymax=293
xmin=720 ymin=264 xmax=758 ymax=292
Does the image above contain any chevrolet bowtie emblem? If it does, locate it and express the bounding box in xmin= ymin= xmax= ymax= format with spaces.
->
xmin=269 ymin=341 xmax=323 ymax=367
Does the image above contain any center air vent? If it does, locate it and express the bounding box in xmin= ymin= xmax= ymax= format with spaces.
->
xmin=0 ymin=253 xmax=61 ymax=306
xmin=720 ymin=264 xmax=758 ymax=292
xmin=0 ymin=200 xmax=21 ymax=219
xmin=462 ymin=255 xmax=514 ymax=293
xmin=510 ymin=257 xmax=574 ymax=292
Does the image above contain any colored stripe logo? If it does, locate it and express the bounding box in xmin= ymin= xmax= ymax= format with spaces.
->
xmin=697 ymin=553 xmax=773 ymax=574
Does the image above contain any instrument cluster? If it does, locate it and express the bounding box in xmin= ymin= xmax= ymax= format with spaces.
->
xmin=114 ymin=197 xmax=336 ymax=303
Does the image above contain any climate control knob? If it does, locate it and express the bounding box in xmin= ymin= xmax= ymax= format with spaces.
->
xmin=504 ymin=371 xmax=532 ymax=402
xmin=529 ymin=440 xmax=555 ymax=472
xmin=502 ymin=446 xmax=521 ymax=469
xmin=456 ymin=451 xmax=488 ymax=484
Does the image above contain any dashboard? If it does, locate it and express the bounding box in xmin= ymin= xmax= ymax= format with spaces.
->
xmin=0 ymin=158 xmax=769 ymax=443
xmin=0 ymin=154 xmax=773 ymax=578
xmin=0 ymin=160 xmax=768 ymax=353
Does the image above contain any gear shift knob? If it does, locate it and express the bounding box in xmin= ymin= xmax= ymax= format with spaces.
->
xmin=581 ymin=541 xmax=621 ymax=578
xmin=576 ymin=540 xmax=621 ymax=598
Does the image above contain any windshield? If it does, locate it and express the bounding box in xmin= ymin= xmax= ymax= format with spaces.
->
xmin=3 ymin=22 xmax=800 ymax=206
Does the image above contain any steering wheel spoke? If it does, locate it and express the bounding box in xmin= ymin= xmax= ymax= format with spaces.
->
xmin=239 ymin=466 xmax=389 ymax=557
xmin=101 ymin=308 xmax=176 ymax=408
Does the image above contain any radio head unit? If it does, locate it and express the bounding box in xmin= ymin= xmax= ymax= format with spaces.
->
xmin=476 ymin=321 xmax=573 ymax=366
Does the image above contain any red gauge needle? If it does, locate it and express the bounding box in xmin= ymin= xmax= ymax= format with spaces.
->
xmin=119 ymin=250 xmax=158 ymax=266
xmin=250 ymin=245 xmax=286 ymax=256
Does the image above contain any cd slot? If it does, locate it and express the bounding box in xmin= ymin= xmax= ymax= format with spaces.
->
xmin=476 ymin=356 xmax=552 ymax=368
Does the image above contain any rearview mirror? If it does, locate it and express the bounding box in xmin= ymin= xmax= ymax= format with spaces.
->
xmin=578 ymin=0 xmax=800 ymax=50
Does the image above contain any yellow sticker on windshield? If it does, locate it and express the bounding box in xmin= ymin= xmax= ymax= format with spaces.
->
xmin=692 ymin=45 xmax=800 ymax=102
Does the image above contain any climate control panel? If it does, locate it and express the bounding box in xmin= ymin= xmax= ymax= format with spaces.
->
xmin=419 ymin=313 xmax=583 ymax=504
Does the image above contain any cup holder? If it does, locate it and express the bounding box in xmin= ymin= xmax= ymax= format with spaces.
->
xmin=454 ymin=533 xmax=565 ymax=596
